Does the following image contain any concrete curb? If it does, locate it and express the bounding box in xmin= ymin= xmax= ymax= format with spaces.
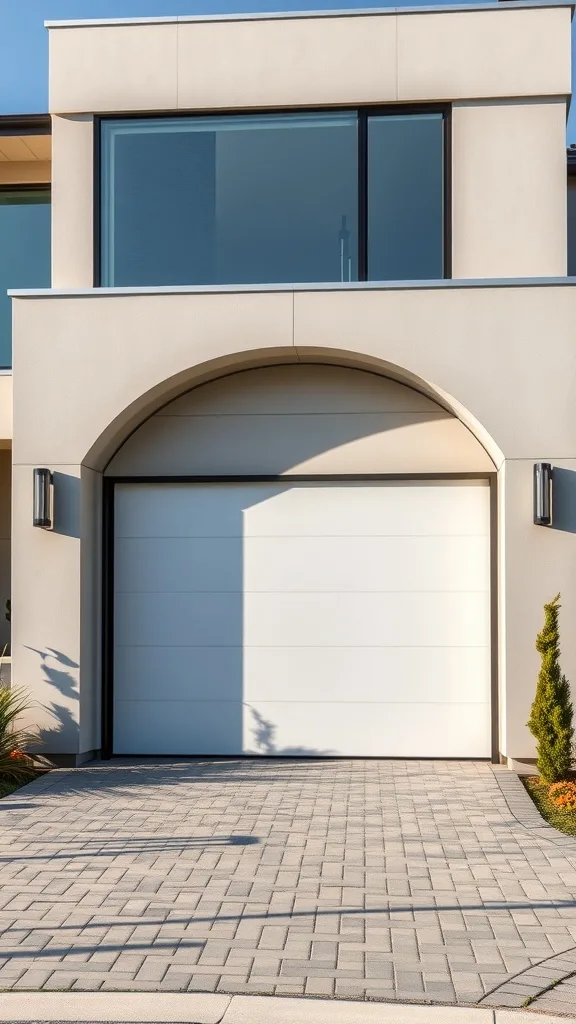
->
xmin=0 ymin=993 xmax=573 ymax=1024
xmin=491 ymin=767 xmax=576 ymax=848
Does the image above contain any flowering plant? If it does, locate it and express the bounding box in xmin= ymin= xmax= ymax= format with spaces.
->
xmin=549 ymin=781 xmax=576 ymax=810
xmin=0 ymin=688 xmax=39 ymax=780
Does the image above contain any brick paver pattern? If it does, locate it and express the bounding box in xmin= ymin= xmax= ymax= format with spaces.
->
xmin=1 ymin=759 xmax=576 ymax=1004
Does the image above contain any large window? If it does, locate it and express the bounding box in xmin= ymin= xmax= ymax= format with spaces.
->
xmin=0 ymin=189 xmax=51 ymax=368
xmin=100 ymin=109 xmax=445 ymax=288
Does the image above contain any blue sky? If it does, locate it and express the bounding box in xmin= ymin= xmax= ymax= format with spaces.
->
xmin=0 ymin=0 xmax=574 ymax=141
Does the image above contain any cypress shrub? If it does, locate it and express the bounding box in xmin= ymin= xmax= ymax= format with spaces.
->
xmin=527 ymin=594 xmax=574 ymax=783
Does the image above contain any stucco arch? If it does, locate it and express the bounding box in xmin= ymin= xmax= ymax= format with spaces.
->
xmin=83 ymin=347 xmax=502 ymax=473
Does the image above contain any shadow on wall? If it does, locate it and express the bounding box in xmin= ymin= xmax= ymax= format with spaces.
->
xmin=24 ymin=646 xmax=78 ymax=753
xmin=552 ymin=468 xmax=576 ymax=534
xmin=247 ymin=706 xmax=335 ymax=757
xmin=114 ymin=480 xmax=343 ymax=758
xmin=51 ymin=471 xmax=80 ymax=538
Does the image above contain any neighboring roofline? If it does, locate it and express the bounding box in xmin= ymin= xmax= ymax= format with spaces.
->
xmin=0 ymin=114 xmax=50 ymax=136
xmin=1 ymin=115 xmax=574 ymax=174
xmin=44 ymin=0 xmax=574 ymax=28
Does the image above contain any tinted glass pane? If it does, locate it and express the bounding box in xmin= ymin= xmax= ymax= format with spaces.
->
xmin=568 ymin=182 xmax=576 ymax=276
xmin=368 ymin=114 xmax=444 ymax=281
xmin=101 ymin=114 xmax=358 ymax=287
xmin=0 ymin=190 xmax=50 ymax=367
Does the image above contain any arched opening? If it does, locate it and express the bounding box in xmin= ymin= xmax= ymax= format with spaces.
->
xmin=103 ymin=361 xmax=496 ymax=760
xmin=83 ymin=349 xmax=502 ymax=472
xmin=105 ymin=363 xmax=495 ymax=477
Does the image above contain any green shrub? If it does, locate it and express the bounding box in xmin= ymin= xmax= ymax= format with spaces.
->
xmin=0 ymin=687 xmax=39 ymax=781
xmin=527 ymin=594 xmax=574 ymax=783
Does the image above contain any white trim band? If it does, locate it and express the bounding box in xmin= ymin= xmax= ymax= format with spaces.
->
xmin=9 ymin=278 xmax=576 ymax=298
xmin=45 ymin=0 xmax=574 ymax=28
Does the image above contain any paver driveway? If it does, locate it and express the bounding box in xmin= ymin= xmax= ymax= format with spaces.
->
xmin=1 ymin=759 xmax=576 ymax=1007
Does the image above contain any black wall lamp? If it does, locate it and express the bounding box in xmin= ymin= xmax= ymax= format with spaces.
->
xmin=33 ymin=468 xmax=53 ymax=529
xmin=533 ymin=462 xmax=553 ymax=526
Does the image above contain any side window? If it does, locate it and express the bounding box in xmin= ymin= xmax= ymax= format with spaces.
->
xmin=0 ymin=188 xmax=50 ymax=368
xmin=367 ymin=113 xmax=444 ymax=281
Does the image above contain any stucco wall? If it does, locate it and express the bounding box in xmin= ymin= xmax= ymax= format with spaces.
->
xmin=11 ymin=463 xmax=100 ymax=756
xmin=451 ymin=100 xmax=567 ymax=278
xmin=500 ymin=458 xmax=576 ymax=757
xmin=13 ymin=285 xmax=573 ymax=469
xmin=10 ymin=282 xmax=576 ymax=758
xmin=51 ymin=115 xmax=93 ymax=289
xmin=48 ymin=7 xmax=571 ymax=113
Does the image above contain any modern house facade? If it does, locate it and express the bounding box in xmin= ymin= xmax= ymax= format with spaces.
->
xmin=3 ymin=1 xmax=576 ymax=765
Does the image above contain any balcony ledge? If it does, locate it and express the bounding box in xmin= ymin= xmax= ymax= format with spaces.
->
xmin=9 ymin=277 xmax=576 ymax=299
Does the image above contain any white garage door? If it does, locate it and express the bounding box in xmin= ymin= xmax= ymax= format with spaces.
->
xmin=113 ymin=480 xmax=491 ymax=757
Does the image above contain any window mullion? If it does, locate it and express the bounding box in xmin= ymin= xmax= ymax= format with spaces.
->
xmin=357 ymin=111 xmax=368 ymax=282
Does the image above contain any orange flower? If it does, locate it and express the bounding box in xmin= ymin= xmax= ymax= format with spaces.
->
xmin=549 ymin=781 xmax=576 ymax=810
xmin=8 ymin=749 xmax=32 ymax=764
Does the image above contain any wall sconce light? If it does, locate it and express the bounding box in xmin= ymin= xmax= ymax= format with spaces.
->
xmin=33 ymin=468 xmax=53 ymax=529
xmin=533 ymin=462 xmax=553 ymax=526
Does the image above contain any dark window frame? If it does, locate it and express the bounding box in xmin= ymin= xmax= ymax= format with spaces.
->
xmin=0 ymin=182 xmax=51 ymax=370
xmin=94 ymin=104 xmax=451 ymax=289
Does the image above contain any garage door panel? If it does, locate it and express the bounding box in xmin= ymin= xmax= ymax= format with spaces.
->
xmin=115 ymin=537 xmax=241 ymax=594
xmin=115 ymin=592 xmax=243 ymax=647
xmin=115 ymin=534 xmax=489 ymax=594
xmin=115 ymin=481 xmax=489 ymax=538
xmin=115 ymin=645 xmax=243 ymax=701
xmin=243 ymin=646 xmax=490 ymax=703
xmin=243 ymin=481 xmax=489 ymax=537
xmin=113 ymin=479 xmax=492 ymax=757
xmin=114 ymin=699 xmax=491 ymax=758
xmin=114 ymin=700 xmax=243 ymax=756
xmin=116 ymin=590 xmax=489 ymax=648
xmin=245 ymin=592 xmax=489 ymax=648
xmin=115 ymin=483 xmax=270 ymax=538
xmin=243 ymin=702 xmax=492 ymax=757
xmin=244 ymin=535 xmax=489 ymax=593
xmin=114 ymin=644 xmax=490 ymax=704
xmin=116 ymin=589 xmax=487 ymax=651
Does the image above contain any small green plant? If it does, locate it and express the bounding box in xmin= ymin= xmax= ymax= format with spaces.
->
xmin=0 ymin=688 xmax=39 ymax=781
xmin=527 ymin=594 xmax=574 ymax=783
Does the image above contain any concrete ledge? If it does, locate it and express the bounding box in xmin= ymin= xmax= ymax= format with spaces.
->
xmin=223 ymin=995 xmax=488 ymax=1022
xmin=10 ymin=277 xmax=576 ymax=298
xmin=0 ymin=992 xmax=231 ymax=1023
xmin=506 ymin=758 xmax=538 ymax=776
xmin=0 ymin=993 xmax=573 ymax=1024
